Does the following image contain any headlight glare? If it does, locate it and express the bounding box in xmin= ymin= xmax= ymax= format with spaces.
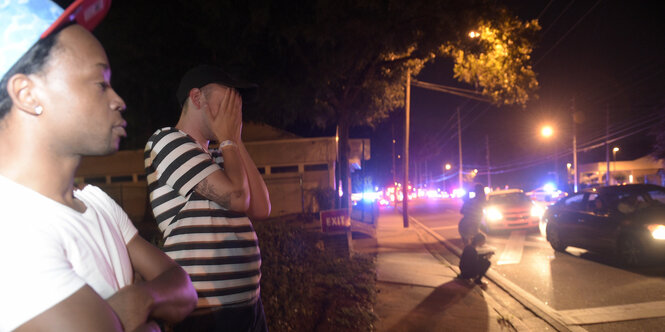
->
xmin=531 ymin=205 xmax=544 ymax=218
xmin=647 ymin=224 xmax=665 ymax=240
xmin=485 ymin=207 xmax=503 ymax=222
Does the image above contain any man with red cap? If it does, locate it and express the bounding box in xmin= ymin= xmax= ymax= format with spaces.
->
xmin=0 ymin=1 xmax=197 ymax=331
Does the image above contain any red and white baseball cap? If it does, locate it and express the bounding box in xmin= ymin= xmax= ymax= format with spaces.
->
xmin=1 ymin=0 xmax=112 ymax=79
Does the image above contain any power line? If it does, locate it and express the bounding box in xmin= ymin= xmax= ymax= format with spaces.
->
xmin=411 ymin=80 xmax=491 ymax=103
xmin=471 ymin=111 xmax=662 ymax=174
xmin=535 ymin=0 xmax=603 ymax=66
xmin=426 ymin=111 xmax=662 ymax=180
xmin=540 ymin=0 xmax=577 ymax=38
xmin=537 ymin=0 xmax=557 ymax=20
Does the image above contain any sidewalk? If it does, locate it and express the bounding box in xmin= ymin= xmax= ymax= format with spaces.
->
xmin=354 ymin=210 xmax=556 ymax=332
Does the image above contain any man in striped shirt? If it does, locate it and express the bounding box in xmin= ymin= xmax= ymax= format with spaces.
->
xmin=145 ymin=65 xmax=271 ymax=332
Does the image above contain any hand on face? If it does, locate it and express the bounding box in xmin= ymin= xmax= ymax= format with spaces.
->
xmin=208 ymin=85 xmax=242 ymax=142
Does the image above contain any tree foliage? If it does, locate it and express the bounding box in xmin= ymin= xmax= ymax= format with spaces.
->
xmin=221 ymin=0 xmax=541 ymax=206
xmin=441 ymin=9 xmax=540 ymax=106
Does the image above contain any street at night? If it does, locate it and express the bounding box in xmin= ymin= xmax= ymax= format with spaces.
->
xmin=402 ymin=198 xmax=665 ymax=331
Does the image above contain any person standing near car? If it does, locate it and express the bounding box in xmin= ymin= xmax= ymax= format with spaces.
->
xmin=0 ymin=1 xmax=197 ymax=331
xmin=459 ymin=183 xmax=486 ymax=245
xmin=144 ymin=65 xmax=271 ymax=332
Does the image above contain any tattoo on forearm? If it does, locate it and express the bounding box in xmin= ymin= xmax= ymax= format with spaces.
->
xmin=196 ymin=178 xmax=243 ymax=209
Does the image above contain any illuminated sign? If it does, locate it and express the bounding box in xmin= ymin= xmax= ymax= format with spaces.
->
xmin=320 ymin=209 xmax=350 ymax=233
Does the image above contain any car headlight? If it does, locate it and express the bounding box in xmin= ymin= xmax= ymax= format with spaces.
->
xmin=531 ymin=205 xmax=544 ymax=218
xmin=485 ymin=207 xmax=503 ymax=222
xmin=647 ymin=224 xmax=665 ymax=240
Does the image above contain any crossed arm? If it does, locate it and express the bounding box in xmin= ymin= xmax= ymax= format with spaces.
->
xmin=109 ymin=235 xmax=198 ymax=329
xmin=16 ymin=236 xmax=197 ymax=332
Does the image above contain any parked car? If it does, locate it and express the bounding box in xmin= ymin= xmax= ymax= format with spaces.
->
xmin=481 ymin=189 xmax=543 ymax=233
xmin=544 ymin=184 xmax=665 ymax=266
xmin=526 ymin=186 xmax=565 ymax=205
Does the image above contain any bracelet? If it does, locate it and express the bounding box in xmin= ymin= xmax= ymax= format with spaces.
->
xmin=219 ymin=140 xmax=238 ymax=149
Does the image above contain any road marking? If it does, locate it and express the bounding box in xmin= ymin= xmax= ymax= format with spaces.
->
xmin=497 ymin=230 xmax=526 ymax=265
xmin=429 ymin=225 xmax=458 ymax=231
xmin=409 ymin=217 xmax=583 ymax=332
xmin=565 ymin=247 xmax=589 ymax=257
xmin=558 ymin=301 xmax=665 ymax=325
xmin=488 ymin=237 xmax=551 ymax=249
xmin=413 ymin=217 xmax=665 ymax=328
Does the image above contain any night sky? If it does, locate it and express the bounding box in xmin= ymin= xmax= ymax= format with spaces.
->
xmin=365 ymin=1 xmax=665 ymax=192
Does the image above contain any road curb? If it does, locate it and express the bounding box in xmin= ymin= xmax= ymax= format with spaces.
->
xmin=410 ymin=216 xmax=586 ymax=332
xmin=410 ymin=221 xmax=528 ymax=332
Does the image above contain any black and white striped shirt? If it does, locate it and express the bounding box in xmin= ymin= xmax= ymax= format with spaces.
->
xmin=144 ymin=127 xmax=261 ymax=308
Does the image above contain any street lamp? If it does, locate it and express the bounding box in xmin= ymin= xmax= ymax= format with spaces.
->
xmin=541 ymin=125 xmax=554 ymax=138
xmin=443 ymin=163 xmax=452 ymax=193
xmin=566 ymin=163 xmax=572 ymax=188
xmin=612 ymin=147 xmax=620 ymax=184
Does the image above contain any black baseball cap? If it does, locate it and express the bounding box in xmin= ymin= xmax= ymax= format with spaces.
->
xmin=176 ymin=65 xmax=258 ymax=106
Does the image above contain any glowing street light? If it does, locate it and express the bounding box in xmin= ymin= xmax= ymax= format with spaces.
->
xmin=541 ymin=125 xmax=554 ymax=138
xmin=443 ymin=163 xmax=452 ymax=193
xmin=612 ymin=147 xmax=620 ymax=183
xmin=468 ymin=31 xmax=480 ymax=38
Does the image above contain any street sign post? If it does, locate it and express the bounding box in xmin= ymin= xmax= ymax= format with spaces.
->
xmin=320 ymin=209 xmax=352 ymax=257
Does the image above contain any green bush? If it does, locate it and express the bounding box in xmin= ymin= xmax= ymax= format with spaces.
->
xmin=255 ymin=216 xmax=377 ymax=332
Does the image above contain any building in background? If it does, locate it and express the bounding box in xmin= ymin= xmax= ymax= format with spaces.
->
xmin=574 ymin=155 xmax=665 ymax=188
xmin=75 ymin=123 xmax=370 ymax=236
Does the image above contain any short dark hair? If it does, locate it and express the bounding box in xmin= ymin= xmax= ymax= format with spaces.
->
xmin=471 ymin=233 xmax=486 ymax=246
xmin=0 ymin=22 xmax=73 ymax=121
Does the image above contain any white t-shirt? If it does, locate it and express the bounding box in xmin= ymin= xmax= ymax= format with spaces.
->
xmin=0 ymin=176 xmax=138 ymax=331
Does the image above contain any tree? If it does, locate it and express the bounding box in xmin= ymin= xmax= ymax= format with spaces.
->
xmin=236 ymin=1 xmax=541 ymax=207
xmin=441 ymin=9 xmax=540 ymax=106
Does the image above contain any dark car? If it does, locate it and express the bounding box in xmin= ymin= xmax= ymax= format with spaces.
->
xmin=544 ymin=184 xmax=665 ymax=266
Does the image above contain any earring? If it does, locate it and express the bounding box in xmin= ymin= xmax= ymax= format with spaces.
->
xmin=34 ymin=105 xmax=43 ymax=115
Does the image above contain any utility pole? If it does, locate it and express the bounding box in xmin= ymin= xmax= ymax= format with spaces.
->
xmin=605 ymin=105 xmax=610 ymax=186
xmin=486 ymin=135 xmax=491 ymax=190
xmin=554 ymin=142 xmax=559 ymax=188
xmin=335 ymin=125 xmax=340 ymax=208
xmin=572 ymin=98 xmax=578 ymax=193
xmin=403 ymin=69 xmax=410 ymax=228
xmin=391 ymin=123 xmax=397 ymax=207
xmin=424 ymin=162 xmax=429 ymax=188
xmin=457 ymin=107 xmax=463 ymax=191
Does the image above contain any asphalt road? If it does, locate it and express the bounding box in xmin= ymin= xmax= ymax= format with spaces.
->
xmin=404 ymin=198 xmax=665 ymax=332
